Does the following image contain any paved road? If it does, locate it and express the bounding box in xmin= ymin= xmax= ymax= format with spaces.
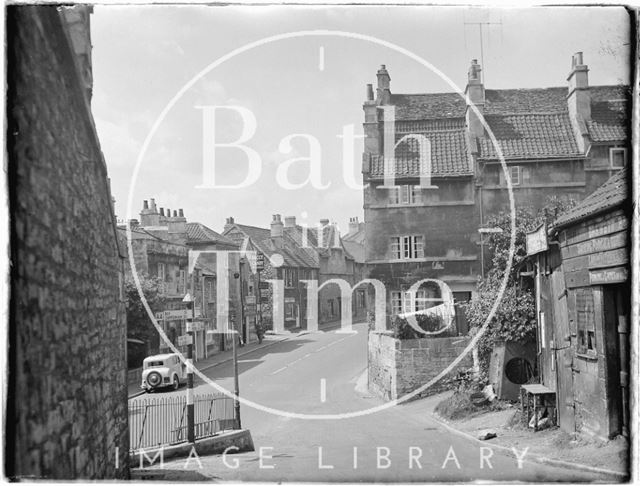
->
xmin=132 ymin=323 xmax=607 ymax=482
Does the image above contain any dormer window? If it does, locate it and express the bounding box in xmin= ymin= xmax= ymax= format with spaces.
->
xmin=610 ymin=147 xmax=627 ymax=168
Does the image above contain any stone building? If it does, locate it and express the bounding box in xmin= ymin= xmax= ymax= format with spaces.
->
xmin=120 ymin=200 xmax=241 ymax=360
xmin=7 ymin=6 xmax=128 ymax=478
xmin=361 ymin=53 xmax=629 ymax=328
xmin=223 ymin=215 xmax=367 ymax=331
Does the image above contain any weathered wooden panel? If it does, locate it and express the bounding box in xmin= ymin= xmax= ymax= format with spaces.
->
xmin=562 ymin=210 xmax=627 ymax=246
xmin=561 ymin=231 xmax=627 ymax=260
xmin=551 ymin=268 xmax=575 ymax=434
xmin=589 ymin=266 xmax=628 ymax=285
xmin=562 ymin=247 xmax=628 ymax=273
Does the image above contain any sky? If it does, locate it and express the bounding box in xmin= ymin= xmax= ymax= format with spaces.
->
xmin=91 ymin=6 xmax=632 ymax=235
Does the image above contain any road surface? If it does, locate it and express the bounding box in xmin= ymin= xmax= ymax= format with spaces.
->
xmin=131 ymin=323 xmax=607 ymax=482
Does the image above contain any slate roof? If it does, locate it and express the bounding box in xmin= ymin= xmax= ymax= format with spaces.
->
xmin=554 ymin=167 xmax=628 ymax=229
xmin=479 ymin=112 xmax=581 ymax=160
xmin=186 ymin=222 xmax=238 ymax=247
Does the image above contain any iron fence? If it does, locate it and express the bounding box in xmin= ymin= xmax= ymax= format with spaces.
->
xmin=128 ymin=393 xmax=237 ymax=452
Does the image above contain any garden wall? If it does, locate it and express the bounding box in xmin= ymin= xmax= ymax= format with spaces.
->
xmin=368 ymin=331 xmax=474 ymax=401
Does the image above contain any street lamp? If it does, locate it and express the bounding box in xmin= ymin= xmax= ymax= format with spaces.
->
xmin=182 ymin=292 xmax=195 ymax=443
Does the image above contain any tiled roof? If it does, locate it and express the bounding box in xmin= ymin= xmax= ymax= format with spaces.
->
xmin=229 ymin=224 xmax=319 ymax=268
xmin=483 ymin=87 xmax=568 ymax=115
xmin=343 ymin=222 xmax=365 ymax=244
xmin=186 ymin=222 xmax=238 ymax=247
xmin=390 ymin=93 xmax=466 ymax=120
xmin=479 ymin=112 xmax=580 ymax=160
xmin=388 ymin=85 xmax=629 ymax=158
xmin=554 ymin=167 xmax=628 ymax=228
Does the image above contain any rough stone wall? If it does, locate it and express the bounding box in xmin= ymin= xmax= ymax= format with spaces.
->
xmin=7 ymin=6 xmax=129 ymax=479
xmin=368 ymin=332 xmax=473 ymax=401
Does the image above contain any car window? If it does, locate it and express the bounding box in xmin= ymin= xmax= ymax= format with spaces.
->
xmin=146 ymin=360 xmax=164 ymax=368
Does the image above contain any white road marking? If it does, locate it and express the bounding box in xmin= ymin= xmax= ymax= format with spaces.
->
xmin=271 ymin=366 xmax=287 ymax=375
xmin=320 ymin=378 xmax=326 ymax=402
xmin=318 ymin=46 xmax=325 ymax=71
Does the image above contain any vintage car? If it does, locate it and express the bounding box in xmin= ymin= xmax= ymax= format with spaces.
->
xmin=140 ymin=353 xmax=186 ymax=392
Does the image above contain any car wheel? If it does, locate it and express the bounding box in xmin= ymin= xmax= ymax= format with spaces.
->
xmin=147 ymin=371 xmax=162 ymax=389
xmin=172 ymin=374 xmax=179 ymax=391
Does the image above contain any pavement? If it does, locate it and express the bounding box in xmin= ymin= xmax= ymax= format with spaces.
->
xmin=130 ymin=323 xmax=621 ymax=482
xmin=428 ymin=393 xmax=629 ymax=480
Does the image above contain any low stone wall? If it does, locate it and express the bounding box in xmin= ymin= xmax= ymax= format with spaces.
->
xmin=368 ymin=331 xmax=473 ymax=401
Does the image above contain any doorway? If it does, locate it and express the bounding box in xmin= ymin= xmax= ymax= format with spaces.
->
xmin=602 ymin=284 xmax=630 ymax=437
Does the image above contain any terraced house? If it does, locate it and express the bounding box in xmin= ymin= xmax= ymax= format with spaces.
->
xmin=223 ymin=215 xmax=367 ymax=332
xmin=361 ymin=52 xmax=629 ymax=327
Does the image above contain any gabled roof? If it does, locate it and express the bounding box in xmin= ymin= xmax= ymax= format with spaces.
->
xmin=554 ymin=167 xmax=628 ymax=229
xmin=342 ymin=239 xmax=365 ymax=264
xmin=386 ymin=84 xmax=629 ymax=164
xmin=186 ymin=222 xmax=238 ymax=247
xmin=226 ymin=223 xmax=319 ymax=268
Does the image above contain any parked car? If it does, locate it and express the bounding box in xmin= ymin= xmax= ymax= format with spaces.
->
xmin=141 ymin=353 xmax=186 ymax=392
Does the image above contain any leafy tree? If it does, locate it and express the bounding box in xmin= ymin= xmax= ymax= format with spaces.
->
xmin=465 ymin=196 xmax=577 ymax=372
xmin=125 ymin=276 xmax=165 ymax=352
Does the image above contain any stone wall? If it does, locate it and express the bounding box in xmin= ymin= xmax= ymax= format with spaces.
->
xmin=7 ymin=6 xmax=129 ymax=479
xmin=368 ymin=331 xmax=473 ymax=401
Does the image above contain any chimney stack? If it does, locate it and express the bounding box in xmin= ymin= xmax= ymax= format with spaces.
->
xmin=284 ymin=216 xmax=296 ymax=228
xmin=140 ymin=198 xmax=160 ymax=226
xmin=224 ymin=217 xmax=235 ymax=233
xmin=168 ymin=207 xmax=187 ymax=237
xmin=376 ymin=65 xmax=391 ymax=105
xmin=348 ymin=217 xmax=360 ymax=235
xmin=319 ymin=218 xmax=330 ymax=227
xmin=567 ymin=52 xmax=591 ymax=153
xmin=271 ymin=214 xmax=284 ymax=247
xmin=465 ymin=59 xmax=485 ymax=142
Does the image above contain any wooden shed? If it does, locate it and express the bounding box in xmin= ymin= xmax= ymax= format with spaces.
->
xmin=527 ymin=168 xmax=630 ymax=440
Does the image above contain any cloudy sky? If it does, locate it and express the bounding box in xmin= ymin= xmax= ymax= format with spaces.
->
xmin=91 ymin=6 xmax=631 ymax=234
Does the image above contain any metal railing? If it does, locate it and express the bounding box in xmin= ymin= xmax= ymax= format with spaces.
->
xmin=128 ymin=393 xmax=237 ymax=452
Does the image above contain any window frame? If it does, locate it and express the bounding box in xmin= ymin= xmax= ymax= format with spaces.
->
xmin=509 ymin=166 xmax=521 ymax=186
xmin=609 ymin=147 xmax=627 ymax=168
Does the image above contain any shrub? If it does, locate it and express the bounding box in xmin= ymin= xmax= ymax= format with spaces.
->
xmin=392 ymin=313 xmax=446 ymax=340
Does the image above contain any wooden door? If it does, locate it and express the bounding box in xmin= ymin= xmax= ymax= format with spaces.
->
xmin=551 ymin=268 xmax=576 ymax=434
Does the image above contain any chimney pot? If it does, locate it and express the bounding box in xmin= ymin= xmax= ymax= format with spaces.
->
xmin=179 ymin=209 xmax=184 ymax=218
xmin=143 ymin=200 xmax=149 ymax=210
xmin=160 ymin=208 xmax=165 ymax=217
xmin=320 ymin=218 xmax=330 ymax=226
xmin=150 ymin=198 xmax=156 ymax=211
xmin=366 ymin=83 xmax=374 ymax=101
